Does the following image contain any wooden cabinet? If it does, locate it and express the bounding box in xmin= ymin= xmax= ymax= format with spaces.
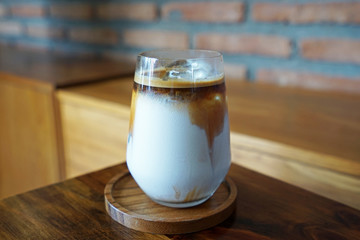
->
xmin=57 ymin=79 xmax=133 ymax=178
xmin=0 ymin=74 xmax=61 ymax=198
xmin=0 ymin=46 xmax=133 ymax=199
xmin=56 ymin=77 xmax=360 ymax=209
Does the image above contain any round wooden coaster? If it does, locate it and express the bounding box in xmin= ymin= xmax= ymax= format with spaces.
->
xmin=104 ymin=170 xmax=237 ymax=234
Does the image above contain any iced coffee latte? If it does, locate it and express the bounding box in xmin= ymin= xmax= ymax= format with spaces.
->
xmin=127 ymin=50 xmax=231 ymax=208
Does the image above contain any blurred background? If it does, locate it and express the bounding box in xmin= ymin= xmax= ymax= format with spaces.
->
xmin=0 ymin=0 xmax=359 ymax=92
xmin=0 ymin=0 xmax=359 ymax=209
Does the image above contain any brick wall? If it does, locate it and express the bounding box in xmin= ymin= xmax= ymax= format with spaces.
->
xmin=0 ymin=0 xmax=359 ymax=93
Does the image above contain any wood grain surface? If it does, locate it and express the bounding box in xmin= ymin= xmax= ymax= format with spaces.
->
xmin=0 ymin=79 xmax=60 ymax=198
xmin=0 ymin=163 xmax=359 ymax=239
xmin=0 ymin=47 xmax=134 ymax=199
xmin=226 ymin=79 xmax=360 ymax=163
xmin=61 ymin=77 xmax=360 ymax=162
xmin=104 ymin=171 xmax=237 ymax=234
xmin=0 ymin=46 xmax=134 ymax=88
xmin=56 ymin=80 xmax=133 ymax=177
xmin=230 ymin=132 xmax=360 ymax=210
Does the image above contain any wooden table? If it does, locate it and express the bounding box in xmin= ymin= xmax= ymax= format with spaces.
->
xmin=1 ymin=162 xmax=359 ymax=239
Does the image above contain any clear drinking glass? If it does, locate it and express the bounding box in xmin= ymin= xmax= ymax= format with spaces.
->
xmin=126 ymin=50 xmax=231 ymax=208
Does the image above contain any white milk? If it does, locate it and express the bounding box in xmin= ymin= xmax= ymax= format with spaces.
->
xmin=126 ymin=84 xmax=231 ymax=207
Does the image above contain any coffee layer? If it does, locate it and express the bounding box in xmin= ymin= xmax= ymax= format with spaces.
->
xmin=134 ymin=70 xmax=224 ymax=88
xmin=130 ymin=78 xmax=227 ymax=149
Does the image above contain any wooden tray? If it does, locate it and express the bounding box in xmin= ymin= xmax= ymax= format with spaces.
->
xmin=104 ymin=170 xmax=237 ymax=234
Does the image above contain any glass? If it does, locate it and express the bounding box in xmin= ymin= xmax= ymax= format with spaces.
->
xmin=126 ymin=50 xmax=231 ymax=208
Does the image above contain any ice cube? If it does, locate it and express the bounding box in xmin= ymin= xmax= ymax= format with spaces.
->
xmin=163 ymin=59 xmax=191 ymax=81
xmin=166 ymin=59 xmax=190 ymax=68
xmin=163 ymin=59 xmax=212 ymax=81
xmin=191 ymin=60 xmax=212 ymax=80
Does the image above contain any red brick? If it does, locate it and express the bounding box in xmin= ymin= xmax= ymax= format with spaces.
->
xmin=0 ymin=5 xmax=8 ymax=17
xmin=50 ymin=4 xmax=92 ymax=20
xmin=102 ymin=51 xmax=137 ymax=64
xmin=0 ymin=21 xmax=23 ymax=35
xmin=195 ymin=33 xmax=291 ymax=58
xmin=26 ymin=25 xmax=64 ymax=39
xmin=124 ymin=29 xmax=189 ymax=49
xmin=69 ymin=28 xmax=118 ymax=45
xmin=301 ymin=39 xmax=360 ymax=64
xmin=0 ymin=39 xmax=11 ymax=47
xmin=224 ymin=64 xmax=247 ymax=80
xmin=11 ymin=5 xmax=46 ymax=17
xmin=252 ymin=2 xmax=360 ymax=24
xmin=257 ymin=69 xmax=360 ymax=94
xmin=52 ymin=47 xmax=97 ymax=58
xmin=97 ymin=3 xmax=157 ymax=21
xmin=16 ymin=42 xmax=49 ymax=53
xmin=162 ymin=2 xmax=243 ymax=22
